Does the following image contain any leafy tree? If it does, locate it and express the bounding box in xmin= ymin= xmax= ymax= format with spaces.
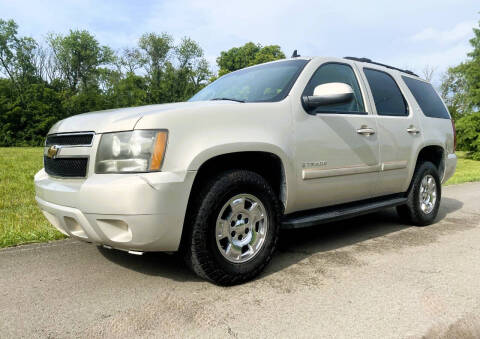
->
xmin=0 ymin=19 xmax=18 ymax=80
xmin=109 ymin=73 xmax=148 ymax=108
xmin=441 ymin=20 xmax=480 ymax=116
xmin=192 ymin=58 xmax=212 ymax=87
xmin=0 ymin=19 xmax=283 ymax=146
xmin=217 ymin=42 xmax=260 ymax=76
xmin=119 ymin=47 xmax=145 ymax=74
xmin=176 ymin=37 xmax=203 ymax=68
xmin=440 ymin=66 xmax=469 ymax=120
xmin=20 ymin=83 xmax=65 ymax=144
xmin=0 ymin=80 xmax=64 ymax=145
xmin=138 ymin=34 xmax=210 ymax=103
xmin=138 ymin=32 xmax=174 ymax=103
xmin=455 ymin=112 xmax=480 ymax=159
xmin=173 ymin=37 xmax=212 ymax=100
xmin=252 ymin=44 xmax=285 ymax=65
xmin=48 ymin=30 xmax=114 ymax=92
xmin=139 ymin=33 xmax=173 ymax=73
xmin=216 ymin=42 xmax=285 ymax=76
xmin=0 ymin=19 xmax=39 ymax=96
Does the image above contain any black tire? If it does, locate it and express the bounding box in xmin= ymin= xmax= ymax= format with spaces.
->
xmin=396 ymin=161 xmax=441 ymax=226
xmin=183 ymin=170 xmax=281 ymax=285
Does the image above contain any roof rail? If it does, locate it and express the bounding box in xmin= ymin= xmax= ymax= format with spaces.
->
xmin=344 ymin=56 xmax=418 ymax=77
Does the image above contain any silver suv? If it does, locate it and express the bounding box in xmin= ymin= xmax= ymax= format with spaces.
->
xmin=35 ymin=56 xmax=457 ymax=285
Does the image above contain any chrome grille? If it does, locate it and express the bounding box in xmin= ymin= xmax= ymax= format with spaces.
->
xmin=44 ymin=132 xmax=94 ymax=178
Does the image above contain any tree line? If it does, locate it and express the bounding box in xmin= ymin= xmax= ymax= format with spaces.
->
xmin=0 ymin=19 xmax=285 ymax=146
xmin=442 ymin=20 xmax=480 ymax=159
xmin=1 ymin=17 xmax=480 ymax=158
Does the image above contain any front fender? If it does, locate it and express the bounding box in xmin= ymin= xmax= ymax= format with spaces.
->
xmin=187 ymin=142 xmax=297 ymax=213
xmin=187 ymin=142 xmax=290 ymax=171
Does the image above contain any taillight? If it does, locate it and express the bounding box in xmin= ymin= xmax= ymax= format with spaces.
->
xmin=451 ymin=119 xmax=457 ymax=152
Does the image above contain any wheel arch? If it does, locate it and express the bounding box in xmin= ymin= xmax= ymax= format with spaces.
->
xmin=408 ymin=143 xmax=446 ymax=191
xmin=415 ymin=144 xmax=445 ymax=174
xmin=180 ymin=148 xmax=290 ymax=252
xmin=188 ymin=149 xmax=289 ymax=207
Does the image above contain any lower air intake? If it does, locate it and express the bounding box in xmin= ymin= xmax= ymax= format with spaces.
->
xmin=44 ymin=157 xmax=88 ymax=178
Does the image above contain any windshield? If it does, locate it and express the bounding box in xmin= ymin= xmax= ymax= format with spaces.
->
xmin=189 ymin=59 xmax=309 ymax=103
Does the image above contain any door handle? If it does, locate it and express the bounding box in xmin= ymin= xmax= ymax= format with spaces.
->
xmin=356 ymin=126 xmax=375 ymax=136
xmin=407 ymin=126 xmax=420 ymax=134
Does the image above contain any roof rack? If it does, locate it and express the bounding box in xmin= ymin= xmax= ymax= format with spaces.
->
xmin=344 ymin=56 xmax=418 ymax=77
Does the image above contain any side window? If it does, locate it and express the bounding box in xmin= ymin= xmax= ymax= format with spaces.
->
xmin=363 ymin=69 xmax=408 ymax=116
xmin=402 ymin=76 xmax=450 ymax=119
xmin=303 ymin=63 xmax=365 ymax=114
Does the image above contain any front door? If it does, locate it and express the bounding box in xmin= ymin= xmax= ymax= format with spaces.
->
xmin=293 ymin=62 xmax=380 ymax=211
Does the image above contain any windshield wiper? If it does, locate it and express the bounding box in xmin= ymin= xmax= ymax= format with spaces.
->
xmin=210 ymin=97 xmax=245 ymax=103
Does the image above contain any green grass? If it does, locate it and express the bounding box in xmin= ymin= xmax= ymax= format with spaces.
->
xmin=445 ymin=151 xmax=480 ymax=185
xmin=0 ymin=147 xmax=479 ymax=248
xmin=0 ymin=147 xmax=65 ymax=248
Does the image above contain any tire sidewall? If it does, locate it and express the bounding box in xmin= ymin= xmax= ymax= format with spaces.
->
xmin=193 ymin=170 xmax=280 ymax=280
xmin=410 ymin=162 xmax=442 ymax=224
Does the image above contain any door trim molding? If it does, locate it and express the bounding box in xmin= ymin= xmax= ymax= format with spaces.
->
xmin=302 ymin=160 xmax=408 ymax=180
xmin=302 ymin=164 xmax=381 ymax=180
xmin=381 ymin=160 xmax=408 ymax=171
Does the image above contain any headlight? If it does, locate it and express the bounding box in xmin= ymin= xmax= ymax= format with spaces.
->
xmin=95 ymin=130 xmax=168 ymax=173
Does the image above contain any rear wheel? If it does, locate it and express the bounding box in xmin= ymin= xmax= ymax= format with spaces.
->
xmin=184 ymin=170 xmax=281 ymax=285
xmin=397 ymin=161 xmax=441 ymax=226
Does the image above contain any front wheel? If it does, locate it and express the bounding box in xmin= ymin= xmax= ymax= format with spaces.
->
xmin=397 ymin=161 xmax=441 ymax=226
xmin=184 ymin=170 xmax=281 ymax=285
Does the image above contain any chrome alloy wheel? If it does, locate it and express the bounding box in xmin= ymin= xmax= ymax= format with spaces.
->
xmin=419 ymin=174 xmax=437 ymax=214
xmin=215 ymin=194 xmax=268 ymax=263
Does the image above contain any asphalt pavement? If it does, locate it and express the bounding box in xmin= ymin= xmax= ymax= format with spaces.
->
xmin=1 ymin=182 xmax=480 ymax=338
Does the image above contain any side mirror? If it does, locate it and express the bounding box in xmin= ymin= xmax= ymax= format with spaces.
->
xmin=302 ymin=82 xmax=354 ymax=109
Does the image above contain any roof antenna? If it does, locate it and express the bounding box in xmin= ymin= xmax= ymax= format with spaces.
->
xmin=291 ymin=50 xmax=300 ymax=58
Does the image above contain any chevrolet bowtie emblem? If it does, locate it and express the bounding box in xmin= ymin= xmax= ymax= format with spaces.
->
xmin=47 ymin=145 xmax=60 ymax=159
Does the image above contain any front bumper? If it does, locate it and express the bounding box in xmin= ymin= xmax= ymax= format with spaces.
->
xmin=34 ymin=169 xmax=196 ymax=252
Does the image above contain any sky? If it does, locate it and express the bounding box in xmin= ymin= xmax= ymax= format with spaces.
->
xmin=1 ymin=0 xmax=478 ymax=85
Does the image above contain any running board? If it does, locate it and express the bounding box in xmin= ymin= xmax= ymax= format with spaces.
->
xmin=281 ymin=196 xmax=407 ymax=229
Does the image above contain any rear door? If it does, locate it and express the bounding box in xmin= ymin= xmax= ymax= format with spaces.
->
xmin=359 ymin=66 xmax=423 ymax=195
xmin=293 ymin=61 xmax=380 ymax=211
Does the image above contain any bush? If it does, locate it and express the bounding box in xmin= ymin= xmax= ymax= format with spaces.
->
xmin=0 ymin=80 xmax=66 ymax=146
xmin=455 ymin=112 xmax=480 ymax=160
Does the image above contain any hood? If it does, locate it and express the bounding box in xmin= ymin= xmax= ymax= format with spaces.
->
xmin=48 ymin=101 xmax=235 ymax=134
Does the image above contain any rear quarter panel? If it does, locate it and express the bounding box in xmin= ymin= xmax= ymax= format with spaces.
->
xmin=400 ymin=75 xmax=455 ymax=184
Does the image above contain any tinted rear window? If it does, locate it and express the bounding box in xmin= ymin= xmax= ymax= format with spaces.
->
xmin=364 ymin=68 xmax=408 ymax=116
xmin=402 ymin=76 xmax=450 ymax=119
